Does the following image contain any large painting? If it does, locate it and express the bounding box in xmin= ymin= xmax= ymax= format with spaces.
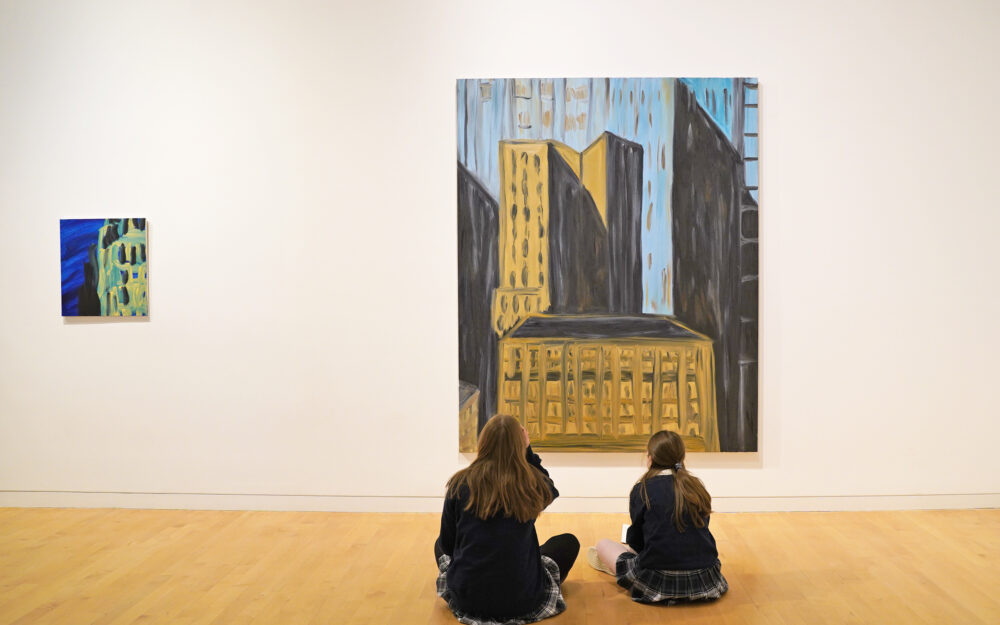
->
xmin=60 ymin=218 xmax=148 ymax=317
xmin=458 ymin=78 xmax=758 ymax=452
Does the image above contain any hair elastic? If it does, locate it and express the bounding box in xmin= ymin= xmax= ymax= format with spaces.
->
xmin=674 ymin=462 xmax=683 ymax=471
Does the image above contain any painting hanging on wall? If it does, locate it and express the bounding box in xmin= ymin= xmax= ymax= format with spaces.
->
xmin=60 ymin=218 xmax=148 ymax=317
xmin=457 ymin=78 xmax=758 ymax=452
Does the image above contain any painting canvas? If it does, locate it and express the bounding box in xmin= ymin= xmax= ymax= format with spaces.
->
xmin=457 ymin=78 xmax=758 ymax=452
xmin=60 ymin=218 xmax=148 ymax=317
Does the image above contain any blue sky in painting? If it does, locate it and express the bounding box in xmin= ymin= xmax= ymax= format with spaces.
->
xmin=678 ymin=77 xmax=740 ymax=140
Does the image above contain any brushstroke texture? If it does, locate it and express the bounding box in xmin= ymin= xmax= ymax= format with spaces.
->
xmin=60 ymin=218 xmax=105 ymax=316
xmin=498 ymin=314 xmax=719 ymax=451
xmin=457 ymin=165 xmax=499 ymax=429
xmin=457 ymin=77 xmax=758 ymax=452
xmin=60 ymin=218 xmax=148 ymax=317
xmin=671 ymin=82 xmax=754 ymax=451
xmin=546 ymin=143 xmax=610 ymax=315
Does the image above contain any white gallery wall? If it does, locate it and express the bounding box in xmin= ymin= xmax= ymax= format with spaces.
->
xmin=1 ymin=0 xmax=998 ymax=513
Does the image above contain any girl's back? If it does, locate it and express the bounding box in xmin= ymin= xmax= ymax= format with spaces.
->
xmin=439 ymin=472 xmax=552 ymax=616
xmin=435 ymin=415 xmax=579 ymax=623
xmin=627 ymin=473 xmax=718 ymax=571
xmin=592 ymin=430 xmax=728 ymax=604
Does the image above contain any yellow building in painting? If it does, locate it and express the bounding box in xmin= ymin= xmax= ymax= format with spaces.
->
xmin=496 ymin=315 xmax=719 ymax=452
xmin=492 ymin=133 xmax=643 ymax=336
xmin=492 ymin=140 xmax=555 ymax=336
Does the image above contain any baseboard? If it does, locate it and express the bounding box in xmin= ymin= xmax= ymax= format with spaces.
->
xmin=552 ymin=494 xmax=1000 ymax=512
xmin=0 ymin=491 xmax=446 ymax=512
xmin=1 ymin=491 xmax=998 ymax=512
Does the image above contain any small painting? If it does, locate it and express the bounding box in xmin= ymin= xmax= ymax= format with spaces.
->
xmin=60 ymin=218 xmax=148 ymax=317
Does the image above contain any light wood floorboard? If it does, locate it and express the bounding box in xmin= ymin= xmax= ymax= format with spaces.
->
xmin=1 ymin=508 xmax=998 ymax=624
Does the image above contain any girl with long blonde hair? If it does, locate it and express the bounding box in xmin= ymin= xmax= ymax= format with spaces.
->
xmin=435 ymin=415 xmax=579 ymax=623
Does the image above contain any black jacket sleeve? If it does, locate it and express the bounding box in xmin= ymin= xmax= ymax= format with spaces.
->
xmin=526 ymin=445 xmax=559 ymax=501
xmin=625 ymin=483 xmax=645 ymax=552
xmin=438 ymin=489 xmax=460 ymax=557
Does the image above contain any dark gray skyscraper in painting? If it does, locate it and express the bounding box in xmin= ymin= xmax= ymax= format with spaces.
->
xmin=595 ymin=133 xmax=644 ymax=315
xmin=545 ymin=142 xmax=611 ymax=315
xmin=671 ymin=79 xmax=758 ymax=452
xmin=457 ymin=163 xmax=499 ymax=430
xmin=546 ymin=132 xmax=644 ymax=317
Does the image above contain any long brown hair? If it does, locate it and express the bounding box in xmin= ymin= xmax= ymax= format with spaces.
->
xmin=446 ymin=415 xmax=553 ymax=522
xmin=637 ymin=430 xmax=712 ymax=532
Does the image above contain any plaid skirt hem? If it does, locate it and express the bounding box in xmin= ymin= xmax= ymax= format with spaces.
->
xmin=436 ymin=554 xmax=566 ymax=625
xmin=615 ymin=552 xmax=728 ymax=605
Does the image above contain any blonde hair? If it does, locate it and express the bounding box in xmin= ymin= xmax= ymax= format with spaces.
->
xmin=446 ymin=415 xmax=553 ymax=522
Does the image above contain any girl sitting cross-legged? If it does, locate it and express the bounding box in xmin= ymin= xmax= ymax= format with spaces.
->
xmin=587 ymin=429 xmax=728 ymax=605
xmin=435 ymin=414 xmax=580 ymax=624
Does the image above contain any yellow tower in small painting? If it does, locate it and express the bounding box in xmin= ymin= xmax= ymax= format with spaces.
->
xmin=96 ymin=218 xmax=148 ymax=317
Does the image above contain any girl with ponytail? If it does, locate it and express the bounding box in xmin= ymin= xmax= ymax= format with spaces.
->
xmin=587 ymin=430 xmax=728 ymax=604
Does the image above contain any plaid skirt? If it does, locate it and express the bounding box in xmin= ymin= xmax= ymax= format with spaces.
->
xmin=436 ymin=554 xmax=566 ymax=625
xmin=615 ymin=552 xmax=728 ymax=605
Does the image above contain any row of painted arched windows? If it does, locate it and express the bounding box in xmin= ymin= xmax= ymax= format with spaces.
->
xmin=116 ymin=243 xmax=147 ymax=265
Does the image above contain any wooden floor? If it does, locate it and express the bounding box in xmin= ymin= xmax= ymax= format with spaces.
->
xmin=1 ymin=508 xmax=998 ymax=624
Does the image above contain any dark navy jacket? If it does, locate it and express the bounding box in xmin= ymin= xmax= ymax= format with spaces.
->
xmin=437 ymin=446 xmax=558 ymax=618
xmin=626 ymin=474 xmax=719 ymax=570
